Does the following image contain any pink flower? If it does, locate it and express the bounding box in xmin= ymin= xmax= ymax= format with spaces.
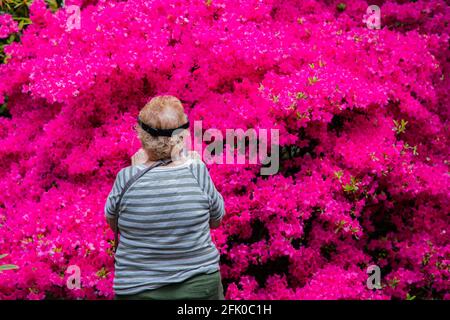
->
xmin=0 ymin=14 xmax=19 ymax=38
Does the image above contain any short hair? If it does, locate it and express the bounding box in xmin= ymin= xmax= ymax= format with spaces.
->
xmin=135 ymin=95 xmax=188 ymax=161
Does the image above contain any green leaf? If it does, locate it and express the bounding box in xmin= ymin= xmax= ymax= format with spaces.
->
xmin=0 ymin=264 xmax=18 ymax=272
xmin=308 ymin=76 xmax=319 ymax=85
xmin=334 ymin=170 xmax=343 ymax=181
xmin=406 ymin=293 xmax=416 ymax=300
xmin=393 ymin=119 xmax=408 ymax=134
xmin=343 ymin=176 xmax=359 ymax=193
xmin=337 ymin=3 xmax=346 ymax=12
xmin=0 ymin=254 xmax=8 ymax=259
xmin=295 ymin=91 xmax=307 ymax=99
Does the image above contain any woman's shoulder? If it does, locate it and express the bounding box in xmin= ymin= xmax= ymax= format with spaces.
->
xmin=117 ymin=164 xmax=142 ymax=178
xmin=118 ymin=152 xmax=206 ymax=175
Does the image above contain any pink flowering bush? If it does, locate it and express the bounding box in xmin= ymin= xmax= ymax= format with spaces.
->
xmin=0 ymin=0 xmax=449 ymax=300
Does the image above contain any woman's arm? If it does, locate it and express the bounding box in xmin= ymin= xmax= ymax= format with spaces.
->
xmin=190 ymin=159 xmax=226 ymax=228
xmin=104 ymin=149 xmax=147 ymax=230
xmin=106 ymin=216 xmax=117 ymax=231
xmin=104 ymin=168 xmax=127 ymax=230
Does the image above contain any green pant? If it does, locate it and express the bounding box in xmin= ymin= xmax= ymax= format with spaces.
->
xmin=115 ymin=271 xmax=225 ymax=300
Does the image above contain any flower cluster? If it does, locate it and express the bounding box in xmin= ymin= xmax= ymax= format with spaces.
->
xmin=0 ymin=14 xmax=19 ymax=39
xmin=0 ymin=0 xmax=448 ymax=299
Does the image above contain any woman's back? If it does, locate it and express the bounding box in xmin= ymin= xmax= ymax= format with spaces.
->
xmin=105 ymin=158 xmax=225 ymax=296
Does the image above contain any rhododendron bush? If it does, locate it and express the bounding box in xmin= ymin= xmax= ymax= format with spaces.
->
xmin=0 ymin=0 xmax=449 ymax=300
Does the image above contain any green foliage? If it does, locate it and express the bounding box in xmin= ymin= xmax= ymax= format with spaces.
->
xmin=389 ymin=277 xmax=400 ymax=288
xmin=295 ymin=91 xmax=308 ymax=99
xmin=393 ymin=119 xmax=408 ymax=135
xmin=308 ymin=75 xmax=319 ymax=85
xmin=0 ymin=96 xmax=9 ymax=117
xmin=334 ymin=170 xmax=343 ymax=181
xmin=0 ymin=254 xmax=18 ymax=272
xmin=0 ymin=0 xmax=32 ymax=17
xmin=406 ymin=293 xmax=416 ymax=300
xmin=337 ymin=3 xmax=346 ymax=12
xmin=343 ymin=176 xmax=359 ymax=193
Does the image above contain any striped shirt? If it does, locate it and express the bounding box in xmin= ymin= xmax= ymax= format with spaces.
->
xmin=104 ymin=158 xmax=225 ymax=295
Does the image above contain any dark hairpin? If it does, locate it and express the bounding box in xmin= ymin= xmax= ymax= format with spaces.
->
xmin=137 ymin=116 xmax=189 ymax=137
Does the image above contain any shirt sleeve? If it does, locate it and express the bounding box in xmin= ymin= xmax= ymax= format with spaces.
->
xmin=190 ymin=160 xmax=225 ymax=222
xmin=104 ymin=168 xmax=127 ymax=219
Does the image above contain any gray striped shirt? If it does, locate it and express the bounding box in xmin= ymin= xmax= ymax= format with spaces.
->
xmin=104 ymin=158 xmax=225 ymax=295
